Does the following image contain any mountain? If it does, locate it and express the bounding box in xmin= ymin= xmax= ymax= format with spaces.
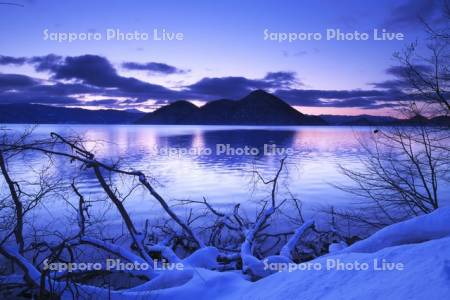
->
xmin=0 ymin=104 xmax=144 ymax=124
xmin=321 ymin=114 xmax=449 ymax=126
xmin=200 ymin=99 xmax=242 ymax=124
xmin=393 ymin=114 xmax=450 ymax=126
xmin=343 ymin=117 xmax=377 ymax=126
xmin=136 ymin=90 xmax=327 ymax=125
xmin=139 ymin=100 xmax=200 ymax=124
xmin=392 ymin=114 xmax=430 ymax=126
xmin=1 ymin=99 xmax=446 ymax=126
xmin=430 ymin=115 xmax=450 ymax=126
xmin=320 ymin=114 xmax=398 ymax=125
xmin=124 ymin=108 xmax=147 ymax=114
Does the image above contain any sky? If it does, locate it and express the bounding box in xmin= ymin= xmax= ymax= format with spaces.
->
xmin=0 ymin=0 xmax=446 ymax=115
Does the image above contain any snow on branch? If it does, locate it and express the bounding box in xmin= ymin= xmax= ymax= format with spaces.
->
xmin=280 ymin=220 xmax=315 ymax=260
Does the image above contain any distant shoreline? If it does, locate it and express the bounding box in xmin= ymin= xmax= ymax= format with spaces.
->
xmin=0 ymin=123 xmax=447 ymax=127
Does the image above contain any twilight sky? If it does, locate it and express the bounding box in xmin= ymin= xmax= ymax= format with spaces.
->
xmin=0 ymin=0 xmax=446 ymax=115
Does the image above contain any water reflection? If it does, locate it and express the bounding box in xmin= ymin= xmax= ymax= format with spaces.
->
xmin=3 ymin=125 xmax=374 ymax=220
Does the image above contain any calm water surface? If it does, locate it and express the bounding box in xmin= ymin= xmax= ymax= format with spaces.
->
xmin=3 ymin=125 xmax=376 ymax=224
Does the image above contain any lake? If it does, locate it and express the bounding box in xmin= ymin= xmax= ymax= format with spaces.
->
xmin=0 ymin=124 xmax=401 ymax=228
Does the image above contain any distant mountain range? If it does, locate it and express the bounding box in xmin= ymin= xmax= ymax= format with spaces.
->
xmin=320 ymin=115 xmax=398 ymax=126
xmin=320 ymin=114 xmax=449 ymax=126
xmin=136 ymin=90 xmax=327 ymax=125
xmin=0 ymin=103 xmax=143 ymax=124
xmin=0 ymin=91 xmax=447 ymax=126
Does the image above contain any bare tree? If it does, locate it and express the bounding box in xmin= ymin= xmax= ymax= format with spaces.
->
xmin=337 ymin=125 xmax=449 ymax=229
xmin=337 ymin=3 xmax=450 ymax=231
xmin=0 ymin=129 xmax=336 ymax=297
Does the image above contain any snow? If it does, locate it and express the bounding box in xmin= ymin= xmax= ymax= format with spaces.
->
xmin=6 ymin=208 xmax=450 ymax=299
xmin=125 ymin=270 xmax=195 ymax=292
xmin=132 ymin=234 xmax=450 ymax=300
xmin=240 ymin=207 xmax=276 ymax=277
xmin=239 ymin=236 xmax=450 ymax=300
xmin=1 ymin=245 xmax=41 ymax=284
xmin=280 ymin=220 xmax=314 ymax=259
xmin=116 ymin=207 xmax=450 ymax=300
xmin=183 ymin=247 xmax=220 ymax=269
xmin=148 ymin=244 xmax=182 ymax=263
xmin=341 ymin=207 xmax=450 ymax=253
xmin=79 ymin=236 xmax=155 ymax=278
xmin=328 ymin=241 xmax=347 ymax=253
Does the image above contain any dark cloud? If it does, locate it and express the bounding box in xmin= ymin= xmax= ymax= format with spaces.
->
xmin=0 ymin=73 xmax=39 ymax=88
xmin=370 ymin=64 xmax=433 ymax=90
xmin=1 ymin=54 xmax=305 ymax=105
xmin=0 ymin=92 xmax=81 ymax=106
xmin=122 ymin=62 xmax=188 ymax=75
xmin=0 ymin=54 xmax=419 ymax=110
xmin=0 ymin=73 xmax=93 ymax=106
xmin=370 ymin=79 xmax=409 ymax=90
xmin=29 ymin=54 xmax=183 ymax=100
xmin=274 ymin=88 xmax=407 ymax=108
xmin=185 ymin=76 xmax=271 ymax=99
xmin=0 ymin=78 xmax=126 ymax=107
xmin=46 ymin=55 xmax=122 ymax=87
xmin=86 ymin=99 xmax=120 ymax=106
xmin=0 ymin=56 xmax=27 ymax=65
xmin=0 ymin=55 xmax=187 ymax=107
xmin=264 ymin=71 xmax=300 ymax=87
xmin=0 ymin=54 xmax=64 ymax=71
xmin=384 ymin=0 xmax=442 ymax=28
xmin=79 ymin=99 xmax=122 ymax=108
xmin=185 ymin=72 xmax=301 ymax=99
xmin=29 ymin=54 xmax=64 ymax=72
xmin=28 ymin=82 xmax=102 ymax=96
xmin=385 ymin=65 xmax=432 ymax=77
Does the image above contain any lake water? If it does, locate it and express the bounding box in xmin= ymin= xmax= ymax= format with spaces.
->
xmin=2 ymin=124 xmax=373 ymax=222
xmin=4 ymin=123 xmax=449 ymax=234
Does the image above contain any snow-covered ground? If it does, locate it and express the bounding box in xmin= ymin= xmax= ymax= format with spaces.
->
xmin=124 ymin=208 xmax=450 ymax=300
xmin=5 ymin=207 xmax=449 ymax=299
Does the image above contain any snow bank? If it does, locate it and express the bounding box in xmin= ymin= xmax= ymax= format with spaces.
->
xmin=342 ymin=207 xmax=450 ymax=253
xmin=239 ymin=236 xmax=450 ymax=300
xmin=183 ymin=246 xmax=219 ymax=269
xmin=135 ymin=208 xmax=450 ymax=300
xmin=142 ymin=235 xmax=450 ymax=300
xmin=10 ymin=209 xmax=446 ymax=299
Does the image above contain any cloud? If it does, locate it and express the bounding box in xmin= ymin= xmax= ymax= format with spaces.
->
xmin=0 ymin=95 xmax=81 ymax=105
xmin=384 ymin=0 xmax=442 ymax=28
xmin=0 ymin=73 xmax=39 ymax=88
xmin=185 ymin=71 xmax=301 ymax=99
xmin=369 ymin=64 xmax=433 ymax=90
xmin=274 ymin=88 xmax=406 ymax=108
xmin=185 ymin=76 xmax=272 ymax=99
xmin=385 ymin=65 xmax=432 ymax=77
xmin=122 ymin=61 xmax=188 ymax=75
xmin=44 ymin=55 xmax=122 ymax=87
xmin=0 ymin=91 xmax=81 ymax=106
xmin=29 ymin=54 xmax=183 ymax=101
xmin=28 ymin=82 xmax=102 ymax=96
xmin=79 ymin=98 xmax=122 ymax=108
xmin=0 ymin=56 xmax=27 ymax=65
xmin=0 ymin=54 xmax=419 ymax=110
xmin=1 ymin=54 xmax=305 ymax=104
xmin=29 ymin=54 xmax=64 ymax=72
xmin=0 ymin=54 xmax=64 ymax=70
xmin=264 ymin=71 xmax=301 ymax=87
xmin=0 ymin=73 xmax=98 ymax=105
xmin=370 ymin=79 xmax=409 ymax=90
xmin=0 ymin=54 xmax=188 ymax=107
